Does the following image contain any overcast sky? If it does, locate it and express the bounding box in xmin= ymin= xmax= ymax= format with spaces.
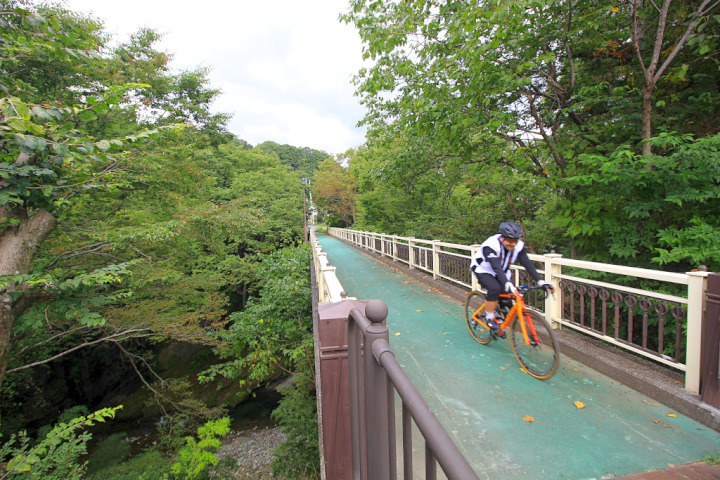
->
xmin=61 ymin=0 xmax=368 ymax=155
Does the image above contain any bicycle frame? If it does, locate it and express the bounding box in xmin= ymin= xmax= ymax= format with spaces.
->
xmin=473 ymin=291 xmax=541 ymax=346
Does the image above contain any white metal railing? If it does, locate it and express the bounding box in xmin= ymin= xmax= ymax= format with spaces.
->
xmin=311 ymin=229 xmax=354 ymax=303
xmin=327 ymin=227 xmax=711 ymax=395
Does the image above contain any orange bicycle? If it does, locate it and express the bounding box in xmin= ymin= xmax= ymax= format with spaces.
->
xmin=464 ymin=285 xmax=560 ymax=380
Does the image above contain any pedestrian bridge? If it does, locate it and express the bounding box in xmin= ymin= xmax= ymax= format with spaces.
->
xmin=312 ymin=230 xmax=720 ymax=480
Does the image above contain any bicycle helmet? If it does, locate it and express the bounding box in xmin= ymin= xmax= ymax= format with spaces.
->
xmin=499 ymin=222 xmax=523 ymax=239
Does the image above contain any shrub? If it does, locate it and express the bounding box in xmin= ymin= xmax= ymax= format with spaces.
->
xmin=86 ymin=432 xmax=132 ymax=476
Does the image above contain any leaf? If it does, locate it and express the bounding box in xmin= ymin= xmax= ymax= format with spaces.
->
xmin=523 ymin=415 xmax=534 ymax=423
xmin=652 ymin=419 xmax=672 ymax=428
xmin=78 ymin=110 xmax=97 ymax=122
xmin=415 ymin=309 xmax=423 ymax=312
xmin=642 ymin=400 xmax=660 ymax=406
xmin=667 ymin=413 xmax=678 ymax=418
xmin=394 ymin=332 xmax=401 ymax=336
xmin=574 ymin=401 xmax=586 ymax=409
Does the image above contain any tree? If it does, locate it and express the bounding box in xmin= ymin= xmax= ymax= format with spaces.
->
xmin=0 ymin=1 xmax=163 ymax=392
xmin=340 ymin=0 xmax=720 ymax=263
xmin=254 ymin=141 xmax=331 ymax=180
xmin=630 ymin=0 xmax=720 ymax=155
xmin=313 ymin=156 xmax=357 ymax=227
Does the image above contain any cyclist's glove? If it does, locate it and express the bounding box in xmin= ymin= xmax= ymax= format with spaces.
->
xmin=538 ymin=281 xmax=555 ymax=292
xmin=504 ymin=282 xmax=517 ymax=294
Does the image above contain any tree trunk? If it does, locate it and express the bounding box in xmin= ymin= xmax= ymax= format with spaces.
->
xmin=641 ymin=85 xmax=654 ymax=156
xmin=0 ymin=208 xmax=58 ymax=391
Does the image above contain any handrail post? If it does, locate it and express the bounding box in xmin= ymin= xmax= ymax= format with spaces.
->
xmin=392 ymin=235 xmax=398 ymax=262
xmin=432 ymin=240 xmax=441 ymax=280
xmin=470 ymin=244 xmax=481 ymax=292
xmin=408 ymin=237 xmax=416 ymax=270
xmin=317 ymin=252 xmax=328 ymax=302
xmin=544 ymin=253 xmax=563 ymax=329
xmin=362 ymin=301 xmax=392 ymax=480
xmin=686 ymin=270 xmax=709 ymax=394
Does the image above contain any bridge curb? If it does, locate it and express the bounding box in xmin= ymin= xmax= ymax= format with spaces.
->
xmin=330 ymin=234 xmax=720 ymax=433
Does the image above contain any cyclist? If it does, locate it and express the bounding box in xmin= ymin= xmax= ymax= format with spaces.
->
xmin=469 ymin=222 xmax=554 ymax=336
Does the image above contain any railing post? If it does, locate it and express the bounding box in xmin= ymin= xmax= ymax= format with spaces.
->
xmin=686 ymin=270 xmax=709 ymax=394
xmin=381 ymin=233 xmax=387 ymax=257
xmin=363 ymin=300 xmax=392 ymax=480
xmin=392 ymin=235 xmax=398 ymax=262
xmin=432 ymin=240 xmax=441 ymax=280
xmin=544 ymin=253 xmax=563 ymax=329
xmin=317 ymin=252 xmax=328 ymax=302
xmin=470 ymin=244 xmax=481 ymax=292
xmin=408 ymin=238 xmax=416 ymax=270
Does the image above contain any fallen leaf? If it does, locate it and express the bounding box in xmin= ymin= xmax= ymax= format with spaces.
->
xmin=572 ymin=368 xmax=579 ymax=372
xmin=394 ymin=332 xmax=401 ymax=336
xmin=523 ymin=415 xmax=535 ymax=423
xmin=574 ymin=401 xmax=586 ymax=409
xmin=667 ymin=413 xmax=678 ymax=418
xmin=499 ymin=366 xmax=505 ymax=370
xmin=652 ymin=419 xmax=672 ymax=428
xmin=416 ymin=309 xmax=423 ymax=312
xmin=403 ymin=281 xmax=411 ymax=284
xmin=642 ymin=400 xmax=660 ymax=406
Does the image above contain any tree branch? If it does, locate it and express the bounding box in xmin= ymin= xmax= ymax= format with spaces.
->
xmin=5 ymin=328 xmax=155 ymax=374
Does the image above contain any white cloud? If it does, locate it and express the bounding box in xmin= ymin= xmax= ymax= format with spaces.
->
xmin=61 ymin=0 xmax=367 ymax=154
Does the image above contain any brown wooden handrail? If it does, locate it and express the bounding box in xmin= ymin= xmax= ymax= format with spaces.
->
xmin=348 ymin=300 xmax=479 ymax=480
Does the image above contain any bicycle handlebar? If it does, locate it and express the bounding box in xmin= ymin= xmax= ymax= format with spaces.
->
xmin=516 ymin=284 xmax=554 ymax=300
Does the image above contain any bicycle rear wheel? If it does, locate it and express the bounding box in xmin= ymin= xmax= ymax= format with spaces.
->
xmin=465 ymin=291 xmax=492 ymax=344
xmin=510 ymin=310 xmax=560 ymax=380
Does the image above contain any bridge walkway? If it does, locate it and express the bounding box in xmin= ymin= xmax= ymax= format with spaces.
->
xmin=316 ymin=233 xmax=720 ymax=480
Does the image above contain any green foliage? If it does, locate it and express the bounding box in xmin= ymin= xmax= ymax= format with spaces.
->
xmin=202 ymin=246 xmax=313 ymax=391
xmin=328 ymin=0 xmax=720 ymax=268
xmin=0 ymin=406 xmax=121 ymax=480
xmin=85 ymin=433 xmax=132 ymax=476
xmin=170 ymin=417 xmax=230 ymax=480
xmin=253 ymin=141 xmax=331 ymax=180
xmin=85 ymin=450 xmax=172 ymax=480
xmin=270 ymin=376 xmax=319 ymax=479
xmin=313 ymin=156 xmax=357 ymax=227
xmin=705 ymin=452 xmax=720 ymax=465
xmin=556 ymin=133 xmax=720 ymax=269
xmin=149 ymin=378 xmax=228 ymax=454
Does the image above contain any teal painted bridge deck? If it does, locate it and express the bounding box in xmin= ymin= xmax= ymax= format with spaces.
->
xmin=315 ymin=233 xmax=720 ymax=480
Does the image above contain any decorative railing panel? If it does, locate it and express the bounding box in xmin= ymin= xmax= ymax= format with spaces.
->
xmin=396 ymin=242 xmax=410 ymax=263
xmin=438 ymin=252 xmax=471 ymax=287
xmin=559 ymin=279 xmax=687 ymax=364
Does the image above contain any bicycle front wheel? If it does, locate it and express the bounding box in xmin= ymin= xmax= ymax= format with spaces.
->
xmin=465 ymin=291 xmax=492 ymax=344
xmin=510 ymin=310 xmax=560 ymax=380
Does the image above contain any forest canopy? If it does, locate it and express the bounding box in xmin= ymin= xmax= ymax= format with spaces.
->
xmin=310 ymin=0 xmax=720 ymax=273
xmin=1 ymin=0 xmax=321 ymax=477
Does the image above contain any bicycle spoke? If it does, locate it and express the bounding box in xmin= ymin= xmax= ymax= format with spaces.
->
xmin=510 ymin=310 xmax=560 ymax=379
xmin=465 ymin=291 xmax=492 ymax=344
